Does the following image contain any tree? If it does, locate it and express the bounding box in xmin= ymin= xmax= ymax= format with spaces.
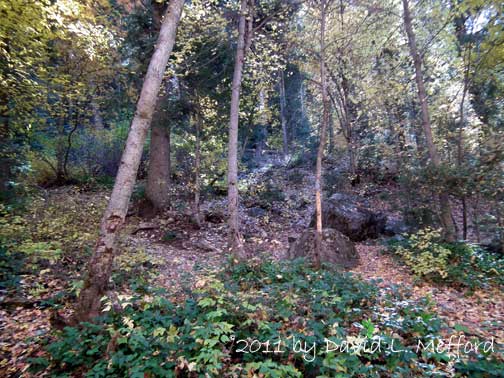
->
xmin=193 ymin=106 xmax=203 ymax=227
xmin=402 ymin=0 xmax=456 ymax=242
xmin=75 ymin=0 xmax=185 ymax=322
xmin=227 ymin=0 xmax=253 ymax=259
xmin=313 ymin=0 xmax=331 ymax=267
xmin=279 ymin=69 xmax=289 ymax=158
xmin=146 ymin=119 xmax=171 ymax=211
xmin=145 ymin=2 xmax=172 ymax=212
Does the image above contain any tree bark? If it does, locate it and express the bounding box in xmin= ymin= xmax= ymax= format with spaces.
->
xmin=55 ymin=99 xmax=69 ymax=183
xmin=279 ymin=70 xmax=289 ymax=158
xmin=328 ymin=109 xmax=334 ymax=154
xmin=227 ymin=0 xmax=251 ymax=259
xmin=458 ymin=79 xmax=468 ymax=240
xmin=314 ymin=0 xmax=330 ymax=268
xmin=402 ymin=0 xmax=456 ymax=242
xmin=146 ymin=120 xmax=171 ymax=211
xmin=457 ymin=46 xmax=471 ymax=240
xmin=193 ymin=110 xmax=202 ymax=228
xmin=74 ymin=0 xmax=184 ymax=323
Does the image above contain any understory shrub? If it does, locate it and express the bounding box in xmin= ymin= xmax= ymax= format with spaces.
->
xmin=389 ymin=228 xmax=504 ymax=289
xmin=0 ymin=194 xmax=106 ymax=299
xmin=33 ymin=259 xmax=503 ymax=377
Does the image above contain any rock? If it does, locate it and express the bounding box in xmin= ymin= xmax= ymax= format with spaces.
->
xmin=287 ymin=228 xmax=359 ymax=268
xmin=131 ymin=222 xmax=159 ymax=235
xmin=383 ymin=218 xmax=410 ymax=236
xmin=247 ymin=207 xmax=267 ymax=217
xmin=481 ymin=239 xmax=504 ymax=255
xmin=310 ymin=193 xmax=386 ymax=241
xmin=137 ymin=199 xmax=157 ymax=219
xmin=204 ymin=210 xmax=226 ymax=223
xmin=191 ymin=239 xmax=218 ymax=253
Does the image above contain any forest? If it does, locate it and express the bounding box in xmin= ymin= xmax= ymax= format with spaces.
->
xmin=0 ymin=0 xmax=503 ymax=376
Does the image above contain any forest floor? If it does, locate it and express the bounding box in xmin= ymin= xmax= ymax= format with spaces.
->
xmin=1 ymin=161 xmax=503 ymax=376
xmin=129 ymin=161 xmax=503 ymax=342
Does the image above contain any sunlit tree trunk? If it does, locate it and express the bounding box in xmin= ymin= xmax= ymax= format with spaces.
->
xmin=402 ymin=0 xmax=456 ymax=242
xmin=227 ymin=0 xmax=252 ymax=259
xmin=455 ymin=32 xmax=472 ymax=240
xmin=458 ymin=67 xmax=469 ymax=240
xmin=279 ymin=70 xmax=288 ymax=158
xmin=314 ymin=0 xmax=330 ymax=268
xmin=75 ymin=0 xmax=184 ymax=322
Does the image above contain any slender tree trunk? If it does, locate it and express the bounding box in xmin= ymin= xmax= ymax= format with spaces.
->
xmin=279 ymin=70 xmax=289 ymax=158
xmin=146 ymin=120 xmax=171 ymax=211
xmin=314 ymin=0 xmax=330 ymax=268
xmin=63 ymin=105 xmax=80 ymax=179
xmin=74 ymin=0 xmax=184 ymax=323
xmin=458 ymin=48 xmax=471 ymax=240
xmin=227 ymin=0 xmax=251 ymax=259
xmin=348 ymin=134 xmax=356 ymax=176
xmin=54 ymin=96 xmax=70 ymax=183
xmin=193 ymin=110 xmax=202 ymax=228
xmin=55 ymin=148 xmax=66 ymax=182
xmin=402 ymin=0 xmax=456 ymax=242
xmin=328 ymin=110 xmax=334 ymax=154
xmin=458 ymin=86 xmax=468 ymax=240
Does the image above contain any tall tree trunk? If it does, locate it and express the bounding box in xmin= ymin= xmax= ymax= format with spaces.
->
xmin=55 ymin=115 xmax=67 ymax=183
xmin=328 ymin=110 xmax=334 ymax=154
xmin=402 ymin=0 xmax=456 ymax=242
xmin=457 ymin=47 xmax=471 ymax=240
xmin=458 ymin=79 xmax=468 ymax=240
xmin=74 ymin=0 xmax=184 ymax=323
xmin=314 ymin=0 xmax=330 ymax=268
xmin=279 ymin=70 xmax=289 ymax=158
xmin=193 ymin=110 xmax=202 ymax=228
xmin=145 ymin=0 xmax=172 ymax=212
xmin=227 ymin=0 xmax=251 ymax=259
xmin=146 ymin=120 xmax=171 ymax=211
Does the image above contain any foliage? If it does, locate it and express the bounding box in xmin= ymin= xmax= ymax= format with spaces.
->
xmin=0 ymin=191 xmax=106 ymax=298
xmin=389 ymin=228 xmax=504 ymax=289
xmin=33 ymin=259 xmax=503 ymax=377
xmin=392 ymin=228 xmax=453 ymax=279
xmin=256 ymin=181 xmax=286 ymax=204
